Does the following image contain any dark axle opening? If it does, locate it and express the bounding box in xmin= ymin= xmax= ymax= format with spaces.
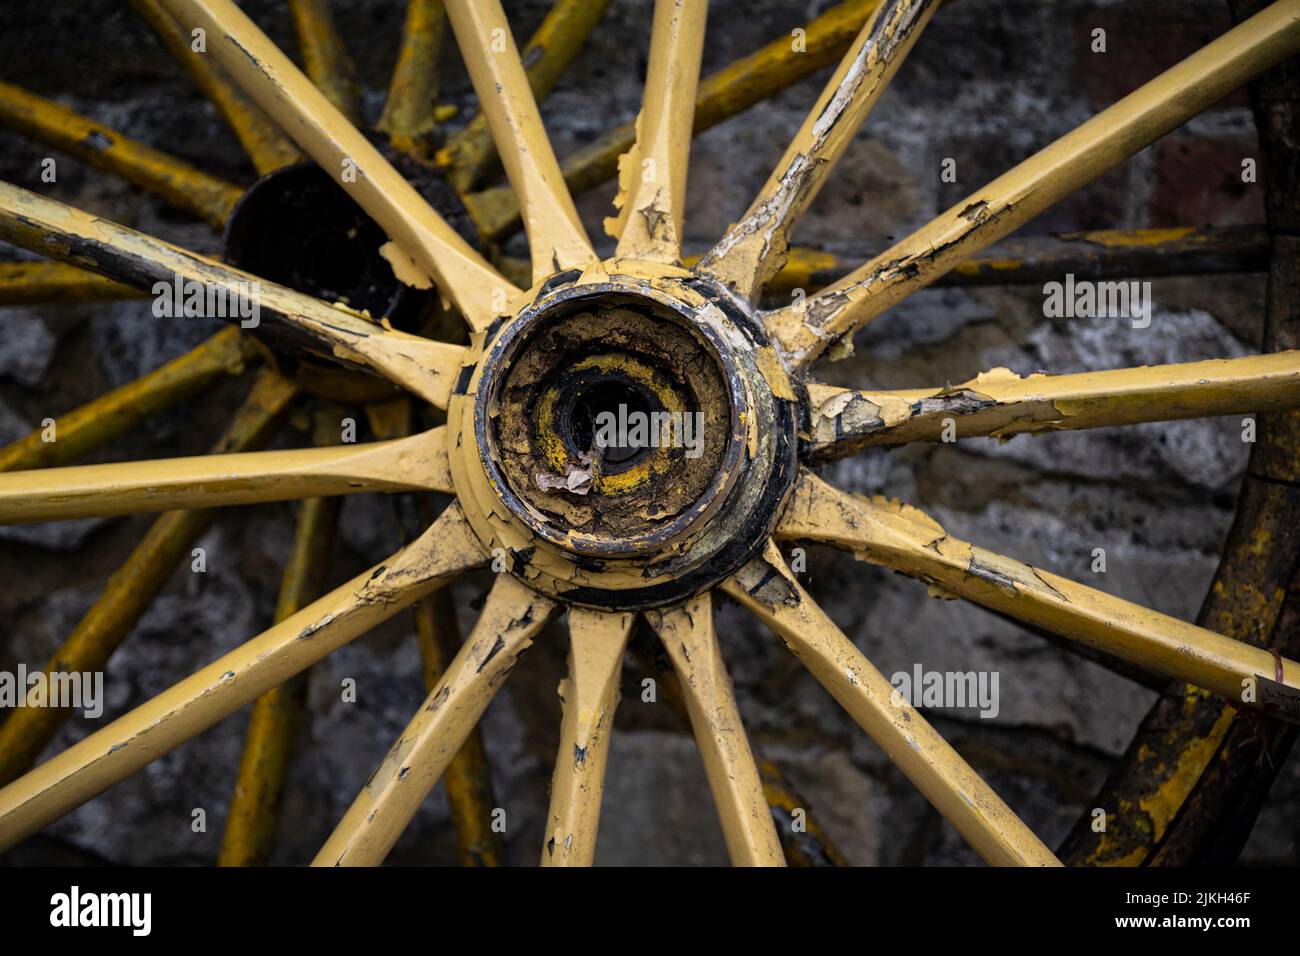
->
xmin=563 ymin=377 xmax=658 ymax=472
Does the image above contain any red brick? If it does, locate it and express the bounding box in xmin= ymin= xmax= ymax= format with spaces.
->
xmin=1148 ymin=134 xmax=1265 ymax=227
xmin=1072 ymin=6 xmax=1249 ymax=111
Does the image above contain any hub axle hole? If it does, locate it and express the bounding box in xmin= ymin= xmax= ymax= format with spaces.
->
xmin=565 ymin=379 xmax=657 ymax=472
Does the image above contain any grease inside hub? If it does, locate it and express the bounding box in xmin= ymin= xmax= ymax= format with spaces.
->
xmin=563 ymin=377 xmax=657 ymax=471
xmin=452 ymin=269 xmax=800 ymax=610
xmin=493 ymin=302 xmax=737 ymax=547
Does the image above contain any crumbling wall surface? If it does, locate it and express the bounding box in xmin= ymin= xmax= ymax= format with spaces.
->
xmin=0 ymin=0 xmax=1295 ymax=866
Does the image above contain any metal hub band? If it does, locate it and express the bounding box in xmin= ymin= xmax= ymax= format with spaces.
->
xmin=448 ymin=262 xmax=801 ymax=610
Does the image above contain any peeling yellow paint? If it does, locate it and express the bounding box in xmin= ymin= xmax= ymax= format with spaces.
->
xmin=766 ymin=4 xmax=1300 ymax=366
xmin=777 ymin=471 xmax=1300 ymax=707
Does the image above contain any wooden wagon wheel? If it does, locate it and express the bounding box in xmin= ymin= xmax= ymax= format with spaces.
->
xmin=0 ymin=0 xmax=1297 ymax=866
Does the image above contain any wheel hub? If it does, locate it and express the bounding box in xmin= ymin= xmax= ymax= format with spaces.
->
xmin=221 ymin=156 xmax=477 ymax=403
xmin=223 ymin=161 xmax=465 ymax=328
xmin=448 ymin=261 xmax=801 ymax=610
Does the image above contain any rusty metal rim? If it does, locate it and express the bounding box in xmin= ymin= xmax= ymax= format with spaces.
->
xmin=1058 ymin=0 xmax=1300 ymax=866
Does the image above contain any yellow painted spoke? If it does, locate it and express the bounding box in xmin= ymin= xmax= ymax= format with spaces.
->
xmin=541 ymin=608 xmax=633 ymax=866
xmin=627 ymin=623 xmax=850 ymax=865
xmin=315 ymin=574 xmax=556 ymax=866
xmin=220 ymin=414 xmax=342 ymax=866
xmin=609 ymin=0 xmax=708 ymax=264
xmin=742 ymin=225 xmax=1272 ymax=297
xmin=0 ymin=82 xmax=244 ymax=230
xmin=439 ymin=0 xmax=611 ymax=193
xmin=766 ymin=1 xmax=1300 ymax=366
xmin=413 ymin=587 xmax=505 ymax=866
xmin=370 ymin=403 xmax=508 ymax=867
xmin=466 ymin=0 xmax=881 ymax=243
xmin=0 ymin=503 xmax=485 ymax=851
xmin=0 ymin=327 xmax=252 ymax=473
xmin=0 ymin=369 xmax=297 ymax=787
xmin=444 ymin=0 xmax=595 ymax=283
xmin=645 ymin=594 xmax=785 ymax=866
xmin=807 ymin=350 xmax=1300 ymax=459
xmin=755 ymin=756 xmax=851 ymax=866
xmin=0 ymin=426 xmax=453 ymax=523
xmin=369 ymin=403 xmax=508 ymax=867
xmin=289 ymin=0 xmax=362 ymax=123
xmin=697 ymin=0 xmax=938 ymax=299
xmin=158 ymin=0 xmax=516 ymax=331
xmin=0 ymin=182 xmax=466 ymax=406
xmin=777 ymin=472 xmax=1300 ymax=710
xmin=0 ymin=261 xmax=145 ymax=307
xmin=377 ymin=0 xmax=447 ymax=160
xmin=130 ymin=0 xmax=303 ymax=174
xmin=723 ymin=541 xmax=1060 ymax=866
